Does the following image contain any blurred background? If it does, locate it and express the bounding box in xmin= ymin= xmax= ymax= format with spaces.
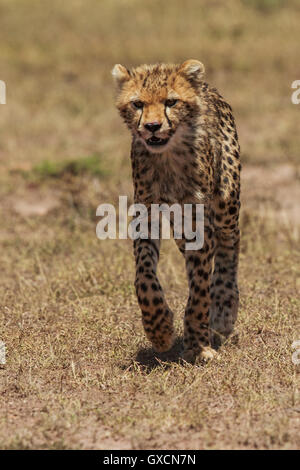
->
xmin=1 ymin=0 xmax=299 ymax=172
xmin=0 ymin=0 xmax=299 ymax=450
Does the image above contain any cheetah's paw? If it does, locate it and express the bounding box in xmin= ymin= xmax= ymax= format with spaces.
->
xmin=182 ymin=346 xmax=218 ymax=364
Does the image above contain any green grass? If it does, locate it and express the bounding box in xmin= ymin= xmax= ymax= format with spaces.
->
xmin=30 ymin=155 xmax=108 ymax=180
xmin=242 ymin=0 xmax=285 ymax=11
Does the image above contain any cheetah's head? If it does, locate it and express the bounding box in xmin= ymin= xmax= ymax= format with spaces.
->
xmin=112 ymin=60 xmax=205 ymax=154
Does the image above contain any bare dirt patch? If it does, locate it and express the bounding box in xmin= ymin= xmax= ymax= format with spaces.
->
xmin=9 ymin=191 xmax=61 ymax=217
xmin=242 ymin=164 xmax=300 ymax=226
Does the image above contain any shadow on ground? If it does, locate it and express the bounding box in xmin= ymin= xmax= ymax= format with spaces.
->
xmin=133 ymin=331 xmax=238 ymax=371
xmin=135 ymin=337 xmax=184 ymax=371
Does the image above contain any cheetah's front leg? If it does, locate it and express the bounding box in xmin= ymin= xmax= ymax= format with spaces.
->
xmin=134 ymin=238 xmax=174 ymax=352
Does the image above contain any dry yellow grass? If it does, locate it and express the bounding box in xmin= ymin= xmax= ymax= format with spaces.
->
xmin=0 ymin=0 xmax=299 ymax=449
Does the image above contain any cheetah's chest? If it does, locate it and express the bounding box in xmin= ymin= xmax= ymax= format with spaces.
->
xmin=149 ymin=153 xmax=191 ymax=203
xmin=143 ymin=151 xmax=207 ymax=205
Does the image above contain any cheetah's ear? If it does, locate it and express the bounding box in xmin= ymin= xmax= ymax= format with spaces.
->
xmin=112 ymin=64 xmax=131 ymax=88
xmin=179 ymin=59 xmax=205 ymax=86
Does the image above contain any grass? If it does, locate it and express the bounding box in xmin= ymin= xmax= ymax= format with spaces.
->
xmin=30 ymin=155 xmax=108 ymax=180
xmin=0 ymin=0 xmax=299 ymax=450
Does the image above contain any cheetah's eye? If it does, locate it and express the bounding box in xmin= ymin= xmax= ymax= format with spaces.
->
xmin=165 ymin=99 xmax=178 ymax=108
xmin=132 ymin=101 xmax=144 ymax=109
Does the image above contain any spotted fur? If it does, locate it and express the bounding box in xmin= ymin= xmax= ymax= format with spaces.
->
xmin=112 ymin=60 xmax=241 ymax=363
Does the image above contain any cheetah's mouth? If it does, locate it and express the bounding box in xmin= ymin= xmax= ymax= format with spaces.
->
xmin=146 ymin=136 xmax=169 ymax=147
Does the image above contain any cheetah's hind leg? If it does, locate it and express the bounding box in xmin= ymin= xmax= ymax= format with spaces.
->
xmin=209 ymin=228 xmax=240 ymax=349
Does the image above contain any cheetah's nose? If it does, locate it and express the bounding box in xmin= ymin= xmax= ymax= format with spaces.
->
xmin=144 ymin=122 xmax=162 ymax=133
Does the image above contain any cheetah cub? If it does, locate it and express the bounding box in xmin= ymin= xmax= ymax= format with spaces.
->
xmin=112 ymin=60 xmax=241 ymax=363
